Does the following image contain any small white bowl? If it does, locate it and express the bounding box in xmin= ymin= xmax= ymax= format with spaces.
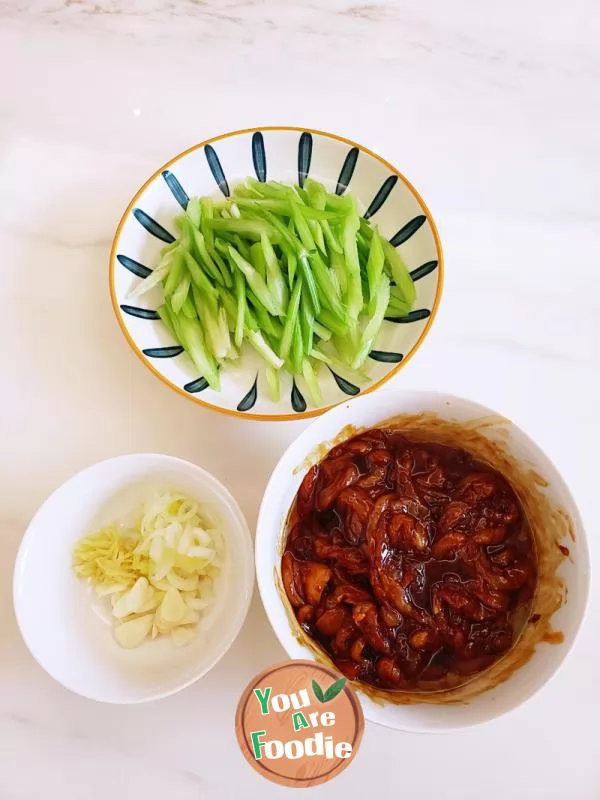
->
xmin=255 ymin=390 xmax=590 ymax=731
xmin=13 ymin=454 xmax=254 ymax=704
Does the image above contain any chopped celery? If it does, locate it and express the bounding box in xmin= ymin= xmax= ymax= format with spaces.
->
xmin=163 ymin=250 xmax=186 ymax=298
xmin=298 ymin=252 xmax=321 ymax=316
xmin=381 ymin=235 xmax=416 ymax=306
xmin=260 ymin=233 xmax=289 ymax=314
xmin=246 ymin=330 xmax=283 ymax=370
xmin=186 ymin=197 xmax=201 ymax=228
xmin=353 ymin=273 xmax=391 ymax=368
xmin=302 ymin=358 xmax=322 ymax=406
xmin=177 ymin=317 xmax=220 ymax=390
xmin=182 ymin=252 xmax=218 ymax=313
xmin=171 ymin=275 xmax=191 ymax=314
xmin=366 ymin=228 xmax=385 ymax=302
xmin=265 ymin=366 xmax=281 ymax=402
xmin=227 ymin=247 xmax=280 ymax=317
xmin=148 ymin=180 xmax=417 ymax=409
xmin=280 ymin=279 xmax=302 ymax=361
xmin=210 ymin=218 xmax=279 ymax=242
xmin=290 ymin=320 xmax=304 ymax=374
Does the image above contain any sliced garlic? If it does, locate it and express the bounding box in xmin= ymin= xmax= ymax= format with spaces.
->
xmin=160 ymin=588 xmax=186 ymax=623
xmin=114 ymin=614 xmax=154 ymax=649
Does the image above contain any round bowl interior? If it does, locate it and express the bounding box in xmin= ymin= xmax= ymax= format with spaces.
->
xmin=110 ymin=126 xmax=443 ymax=420
xmin=14 ymin=454 xmax=254 ymax=704
xmin=255 ymin=390 xmax=590 ymax=731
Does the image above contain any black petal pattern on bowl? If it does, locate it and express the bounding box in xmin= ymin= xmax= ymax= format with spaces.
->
xmin=184 ymin=377 xmax=209 ymax=393
xmin=162 ymin=170 xmax=189 ymax=210
xmin=133 ymin=208 xmax=175 ymax=243
xmin=410 ymin=260 xmax=438 ymax=281
xmin=117 ymin=254 xmax=151 ymax=279
xmin=329 ymin=369 xmax=360 ymax=396
xmin=369 ymin=350 xmax=403 ymax=363
xmin=297 ymin=132 xmax=313 ymax=188
xmin=237 ymin=374 xmax=258 ymax=412
xmin=389 ymin=215 xmax=426 ymax=247
xmin=120 ymin=304 xmax=161 ymax=320
xmin=336 ymin=147 xmax=359 ymax=195
xmin=363 ymin=175 xmax=398 ymax=220
xmin=291 ymin=379 xmax=307 ymax=412
xmin=385 ymin=309 xmax=431 ymax=324
xmin=252 ymin=132 xmax=267 ymax=182
xmin=205 ymin=145 xmax=230 ymax=196
xmin=142 ymin=346 xmax=184 ymax=358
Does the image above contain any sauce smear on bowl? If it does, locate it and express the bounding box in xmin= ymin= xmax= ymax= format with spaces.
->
xmin=282 ymin=428 xmax=537 ymax=691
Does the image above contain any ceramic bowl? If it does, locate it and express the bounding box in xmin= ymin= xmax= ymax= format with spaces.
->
xmin=109 ymin=127 xmax=443 ymax=421
xmin=255 ymin=390 xmax=590 ymax=731
xmin=13 ymin=454 xmax=254 ymax=704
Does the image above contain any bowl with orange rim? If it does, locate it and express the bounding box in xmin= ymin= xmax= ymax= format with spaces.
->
xmin=109 ymin=127 xmax=443 ymax=421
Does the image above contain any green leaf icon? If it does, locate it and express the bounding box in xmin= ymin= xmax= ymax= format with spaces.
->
xmin=312 ymin=679 xmax=325 ymax=703
xmin=323 ymin=677 xmax=347 ymax=702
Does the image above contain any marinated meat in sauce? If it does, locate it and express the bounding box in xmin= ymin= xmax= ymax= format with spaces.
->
xmin=282 ymin=429 xmax=537 ymax=690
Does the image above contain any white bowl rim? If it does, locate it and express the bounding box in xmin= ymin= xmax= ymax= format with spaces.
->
xmin=13 ymin=453 xmax=255 ymax=704
xmin=254 ymin=388 xmax=591 ymax=730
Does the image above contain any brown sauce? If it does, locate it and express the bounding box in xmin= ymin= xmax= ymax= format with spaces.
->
xmin=281 ymin=428 xmax=538 ymax=692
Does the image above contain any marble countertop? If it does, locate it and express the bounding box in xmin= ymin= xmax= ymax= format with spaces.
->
xmin=1 ymin=1 xmax=599 ymax=798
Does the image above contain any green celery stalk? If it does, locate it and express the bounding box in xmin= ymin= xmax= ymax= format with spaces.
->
xmin=380 ymin=235 xmax=416 ymax=307
xmin=233 ymin=271 xmax=246 ymax=348
xmin=320 ymin=219 xmax=343 ymax=254
xmin=310 ymin=346 xmax=370 ymax=384
xmin=312 ymin=320 xmax=332 ymax=341
xmin=177 ymin=316 xmax=220 ymax=390
xmin=280 ymin=279 xmax=302 ymax=361
xmin=299 ymin=284 xmax=315 ymax=356
xmin=210 ymin=218 xmax=280 ymax=243
xmin=317 ymin=309 xmax=350 ymax=338
xmin=234 ymin=197 xmax=290 ymax=215
xmin=163 ymin=250 xmax=186 ymax=298
xmin=260 ymin=233 xmax=289 ymax=314
xmin=227 ymin=246 xmax=280 ymax=316
xmin=297 ymin=251 xmax=320 ymax=316
xmin=160 ymin=240 xmax=180 ymax=256
xmin=302 ymin=358 xmax=322 ymax=406
xmin=191 ymin=286 xmax=231 ymax=359
xmin=158 ymin=304 xmax=177 ymax=339
xmin=246 ymin=329 xmax=283 ymax=370
xmin=182 ymin=252 xmax=218 ymax=313
xmin=290 ymin=203 xmax=316 ymax=251
xmin=290 ymin=320 xmax=304 ymax=374
xmin=186 ymin=197 xmax=201 ymax=228
xmin=171 ymin=275 xmax=191 ymax=314
xmin=328 ymin=248 xmax=348 ymax=295
xmin=308 ymin=252 xmax=345 ymax=320
xmin=200 ymin=198 xmax=214 ymax=253
xmin=366 ymin=228 xmax=385 ymax=302
xmin=249 ymin=242 xmax=266 ymax=278
xmin=342 ymin=210 xmax=363 ymax=320
xmin=352 ymin=273 xmax=391 ymax=368
xmin=265 ymin=366 xmax=281 ymax=402
xmin=192 ymin=229 xmax=227 ymax=286
xmin=180 ymin=294 xmax=197 ymax=320
xmin=128 ymin=259 xmax=172 ymax=299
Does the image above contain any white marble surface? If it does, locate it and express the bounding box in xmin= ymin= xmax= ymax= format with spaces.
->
xmin=1 ymin=1 xmax=599 ymax=797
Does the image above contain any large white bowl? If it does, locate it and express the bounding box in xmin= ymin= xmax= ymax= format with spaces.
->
xmin=110 ymin=126 xmax=443 ymax=421
xmin=255 ymin=390 xmax=590 ymax=731
xmin=13 ymin=454 xmax=254 ymax=704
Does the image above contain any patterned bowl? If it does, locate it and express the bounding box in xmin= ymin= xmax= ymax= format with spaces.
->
xmin=109 ymin=127 xmax=443 ymax=420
